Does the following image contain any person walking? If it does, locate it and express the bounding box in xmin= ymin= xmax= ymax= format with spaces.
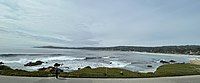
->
xmin=55 ymin=67 xmax=59 ymax=79
xmin=54 ymin=63 xmax=61 ymax=79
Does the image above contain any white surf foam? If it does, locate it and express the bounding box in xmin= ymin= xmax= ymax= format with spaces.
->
xmin=0 ymin=58 xmax=31 ymax=63
xmin=37 ymin=56 xmax=85 ymax=61
xmin=108 ymin=61 xmax=131 ymax=67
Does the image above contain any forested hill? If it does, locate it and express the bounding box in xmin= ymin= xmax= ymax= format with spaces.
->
xmin=36 ymin=45 xmax=200 ymax=55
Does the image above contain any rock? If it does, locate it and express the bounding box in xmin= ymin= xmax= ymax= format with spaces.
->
xmin=24 ymin=61 xmax=44 ymax=66
xmin=160 ymin=60 xmax=169 ymax=64
xmin=84 ymin=57 xmax=102 ymax=60
xmin=147 ymin=65 xmax=152 ymax=67
xmin=169 ymin=60 xmax=176 ymax=63
xmin=65 ymin=67 xmax=70 ymax=69
xmin=54 ymin=63 xmax=62 ymax=67
xmin=85 ymin=66 xmax=92 ymax=69
xmin=0 ymin=62 xmax=4 ymax=65
xmin=35 ymin=61 xmax=44 ymax=64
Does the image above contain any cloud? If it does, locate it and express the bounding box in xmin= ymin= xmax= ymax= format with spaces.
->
xmin=0 ymin=0 xmax=200 ymax=48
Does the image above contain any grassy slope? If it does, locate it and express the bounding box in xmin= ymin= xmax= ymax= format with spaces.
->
xmin=0 ymin=65 xmax=52 ymax=77
xmin=155 ymin=64 xmax=200 ymax=77
xmin=61 ymin=64 xmax=200 ymax=78
xmin=1 ymin=64 xmax=200 ymax=78
xmin=60 ymin=67 xmax=154 ymax=78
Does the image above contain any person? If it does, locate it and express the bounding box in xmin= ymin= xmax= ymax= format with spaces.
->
xmin=54 ymin=63 xmax=61 ymax=79
xmin=55 ymin=67 xmax=59 ymax=79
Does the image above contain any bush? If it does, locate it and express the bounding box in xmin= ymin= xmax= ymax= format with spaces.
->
xmin=85 ymin=66 xmax=92 ymax=69
xmin=0 ymin=65 xmax=53 ymax=77
xmin=0 ymin=65 xmax=13 ymax=70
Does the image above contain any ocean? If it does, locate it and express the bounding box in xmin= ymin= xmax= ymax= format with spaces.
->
xmin=0 ymin=48 xmax=200 ymax=72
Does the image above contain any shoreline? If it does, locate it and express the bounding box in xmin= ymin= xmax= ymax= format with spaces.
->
xmin=1 ymin=51 xmax=199 ymax=73
xmin=133 ymin=51 xmax=195 ymax=56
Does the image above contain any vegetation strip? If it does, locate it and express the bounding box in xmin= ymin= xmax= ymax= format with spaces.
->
xmin=1 ymin=63 xmax=200 ymax=78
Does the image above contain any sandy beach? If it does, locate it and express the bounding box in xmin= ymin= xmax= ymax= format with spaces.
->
xmin=190 ymin=59 xmax=200 ymax=65
xmin=0 ymin=75 xmax=200 ymax=83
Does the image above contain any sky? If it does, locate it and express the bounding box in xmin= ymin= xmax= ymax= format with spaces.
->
xmin=0 ymin=0 xmax=200 ymax=48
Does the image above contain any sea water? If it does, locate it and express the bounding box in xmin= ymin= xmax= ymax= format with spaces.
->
xmin=0 ymin=48 xmax=200 ymax=72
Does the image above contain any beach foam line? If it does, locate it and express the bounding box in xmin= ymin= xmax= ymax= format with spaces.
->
xmin=0 ymin=58 xmax=33 ymax=63
xmin=108 ymin=61 xmax=131 ymax=67
xmin=38 ymin=56 xmax=85 ymax=61
xmin=133 ymin=51 xmax=194 ymax=56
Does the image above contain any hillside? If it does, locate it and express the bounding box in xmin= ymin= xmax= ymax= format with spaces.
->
xmin=36 ymin=45 xmax=200 ymax=55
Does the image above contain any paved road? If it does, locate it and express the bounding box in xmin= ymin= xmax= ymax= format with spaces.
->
xmin=0 ymin=75 xmax=200 ymax=83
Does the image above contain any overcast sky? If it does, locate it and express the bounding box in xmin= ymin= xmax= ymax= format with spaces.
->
xmin=0 ymin=0 xmax=200 ymax=48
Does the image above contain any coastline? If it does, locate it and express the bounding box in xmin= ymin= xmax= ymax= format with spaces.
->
xmin=133 ymin=51 xmax=195 ymax=56
xmin=1 ymin=50 xmax=199 ymax=73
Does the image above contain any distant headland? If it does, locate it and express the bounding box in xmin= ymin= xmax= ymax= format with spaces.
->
xmin=35 ymin=45 xmax=200 ymax=55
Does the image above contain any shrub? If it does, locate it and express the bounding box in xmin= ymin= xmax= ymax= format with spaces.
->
xmin=85 ymin=66 xmax=92 ymax=69
xmin=0 ymin=65 xmax=13 ymax=70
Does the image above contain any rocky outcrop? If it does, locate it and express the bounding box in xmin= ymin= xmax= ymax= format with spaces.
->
xmin=147 ymin=65 xmax=152 ymax=67
xmin=84 ymin=57 xmax=102 ymax=60
xmin=54 ymin=63 xmax=63 ymax=67
xmin=0 ymin=62 xmax=4 ymax=65
xmin=169 ymin=60 xmax=176 ymax=63
xmin=24 ymin=61 xmax=44 ymax=66
xmin=160 ymin=60 xmax=169 ymax=64
xmin=85 ymin=66 xmax=92 ymax=69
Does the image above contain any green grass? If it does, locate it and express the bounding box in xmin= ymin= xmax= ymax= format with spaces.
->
xmin=0 ymin=65 xmax=13 ymax=70
xmin=0 ymin=65 xmax=53 ymax=77
xmin=1 ymin=64 xmax=200 ymax=78
xmin=59 ymin=67 xmax=154 ymax=78
xmin=155 ymin=63 xmax=200 ymax=77
xmin=0 ymin=69 xmax=53 ymax=77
